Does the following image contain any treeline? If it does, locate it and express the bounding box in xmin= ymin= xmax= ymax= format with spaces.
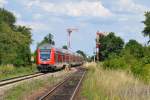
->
xmin=0 ymin=8 xmax=32 ymax=66
xmin=97 ymin=12 xmax=150 ymax=83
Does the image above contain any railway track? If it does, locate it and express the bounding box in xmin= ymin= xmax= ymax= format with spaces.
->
xmin=0 ymin=72 xmax=45 ymax=87
xmin=39 ymin=68 xmax=86 ymax=100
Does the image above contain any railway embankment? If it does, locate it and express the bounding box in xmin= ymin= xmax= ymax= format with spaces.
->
xmin=79 ymin=62 xmax=150 ymax=100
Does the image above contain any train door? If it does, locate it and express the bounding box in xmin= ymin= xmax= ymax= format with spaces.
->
xmin=55 ymin=51 xmax=58 ymax=64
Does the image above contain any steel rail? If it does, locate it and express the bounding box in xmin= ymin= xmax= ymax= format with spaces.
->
xmin=0 ymin=72 xmax=39 ymax=82
xmin=0 ymin=73 xmax=45 ymax=87
xmin=70 ymin=71 xmax=86 ymax=100
xmin=39 ymin=68 xmax=86 ymax=100
xmin=39 ymin=75 xmax=73 ymax=100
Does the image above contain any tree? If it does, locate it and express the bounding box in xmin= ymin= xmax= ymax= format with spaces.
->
xmin=14 ymin=26 xmax=32 ymax=65
xmin=76 ymin=50 xmax=87 ymax=59
xmin=0 ymin=8 xmax=16 ymax=27
xmin=0 ymin=8 xmax=32 ymax=66
xmin=125 ymin=40 xmax=144 ymax=58
xmin=62 ymin=45 xmax=68 ymax=50
xmin=0 ymin=22 xmax=31 ymax=65
xmin=38 ymin=33 xmax=55 ymax=47
xmin=98 ymin=32 xmax=124 ymax=60
xmin=143 ymin=11 xmax=150 ymax=43
xmin=142 ymin=46 xmax=150 ymax=64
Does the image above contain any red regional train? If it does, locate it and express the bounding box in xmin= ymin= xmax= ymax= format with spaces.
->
xmin=36 ymin=43 xmax=84 ymax=72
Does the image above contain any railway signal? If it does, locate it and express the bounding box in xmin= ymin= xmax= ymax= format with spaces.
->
xmin=96 ymin=31 xmax=108 ymax=61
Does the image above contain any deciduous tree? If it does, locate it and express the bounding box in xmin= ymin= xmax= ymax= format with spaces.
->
xmin=76 ymin=50 xmax=87 ymax=59
xmin=98 ymin=32 xmax=124 ymax=60
xmin=62 ymin=45 xmax=68 ymax=50
xmin=38 ymin=33 xmax=55 ymax=47
xmin=143 ymin=11 xmax=150 ymax=43
xmin=0 ymin=8 xmax=32 ymax=66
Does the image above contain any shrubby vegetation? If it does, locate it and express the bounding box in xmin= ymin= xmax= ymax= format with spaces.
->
xmin=101 ymin=37 xmax=150 ymax=82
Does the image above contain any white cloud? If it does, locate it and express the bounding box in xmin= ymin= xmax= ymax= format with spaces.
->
xmin=118 ymin=0 xmax=148 ymax=13
xmin=0 ymin=0 xmax=7 ymax=7
xmin=118 ymin=17 xmax=128 ymax=21
xmin=25 ymin=0 xmax=112 ymax=17
xmin=16 ymin=21 xmax=49 ymax=32
xmin=32 ymin=13 xmax=43 ymax=20
xmin=25 ymin=0 xmax=40 ymax=9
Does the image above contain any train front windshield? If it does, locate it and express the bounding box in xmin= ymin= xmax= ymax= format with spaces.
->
xmin=40 ymin=49 xmax=51 ymax=61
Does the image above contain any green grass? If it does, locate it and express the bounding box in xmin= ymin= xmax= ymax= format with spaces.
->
xmin=81 ymin=62 xmax=150 ymax=100
xmin=0 ymin=65 xmax=38 ymax=80
xmin=4 ymin=75 xmax=59 ymax=100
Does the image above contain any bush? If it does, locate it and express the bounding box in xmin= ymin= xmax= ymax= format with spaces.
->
xmin=140 ymin=64 xmax=150 ymax=83
xmin=125 ymin=40 xmax=144 ymax=59
xmin=142 ymin=56 xmax=150 ymax=64
xmin=130 ymin=62 xmax=143 ymax=77
xmin=103 ymin=57 xmax=128 ymax=70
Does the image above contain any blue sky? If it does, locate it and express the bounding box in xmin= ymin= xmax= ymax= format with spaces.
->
xmin=0 ymin=0 xmax=149 ymax=55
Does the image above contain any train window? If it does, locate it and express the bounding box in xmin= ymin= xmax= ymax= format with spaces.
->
xmin=40 ymin=49 xmax=51 ymax=61
xmin=56 ymin=51 xmax=64 ymax=63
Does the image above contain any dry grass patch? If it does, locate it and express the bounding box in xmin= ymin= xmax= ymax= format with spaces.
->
xmin=81 ymin=62 xmax=150 ymax=100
